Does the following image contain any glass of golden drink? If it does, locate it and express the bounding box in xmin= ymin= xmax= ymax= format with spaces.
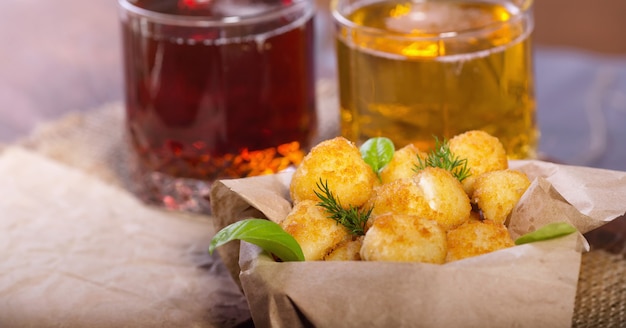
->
xmin=332 ymin=0 xmax=537 ymax=158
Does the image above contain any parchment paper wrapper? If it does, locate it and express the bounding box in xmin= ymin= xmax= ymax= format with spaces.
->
xmin=211 ymin=159 xmax=626 ymax=327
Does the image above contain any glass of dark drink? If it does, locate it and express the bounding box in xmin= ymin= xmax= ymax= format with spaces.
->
xmin=118 ymin=0 xmax=317 ymax=213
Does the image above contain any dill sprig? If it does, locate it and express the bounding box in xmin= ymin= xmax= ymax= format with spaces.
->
xmin=314 ymin=179 xmax=371 ymax=236
xmin=414 ymin=137 xmax=471 ymax=182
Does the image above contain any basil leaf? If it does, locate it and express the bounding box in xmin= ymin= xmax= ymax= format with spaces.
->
xmin=514 ymin=222 xmax=578 ymax=245
xmin=209 ymin=218 xmax=305 ymax=262
xmin=360 ymin=137 xmax=395 ymax=175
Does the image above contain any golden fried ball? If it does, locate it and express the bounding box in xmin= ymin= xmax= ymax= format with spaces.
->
xmin=360 ymin=213 xmax=447 ymax=263
xmin=379 ymin=144 xmax=427 ymax=184
xmin=280 ymin=200 xmax=350 ymax=261
xmin=369 ymin=178 xmax=421 ymax=219
xmin=472 ymin=169 xmax=531 ymax=225
xmin=290 ymin=137 xmax=377 ymax=208
xmin=370 ymin=167 xmax=471 ymax=231
xmin=446 ymin=219 xmax=515 ymax=262
xmin=324 ymin=237 xmax=363 ymax=261
xmin=448 ymin=130 xmax=508 ymax=194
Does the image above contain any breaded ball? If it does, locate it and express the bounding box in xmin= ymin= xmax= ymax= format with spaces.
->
xmin=290 ymin=137 xmax=377 ymax=208
xmin=370 ymin=167 xmax=471 ymax=231
xmin=379 ymin=144 xmax=427 ymax=184
xmin=324 ymin=237 xmax=363 ymax=261
xmin=368 ymin=178 xmax=421 ymax=220
xmin=446 ymin=219 xmax=515 ymax=262
xmin=280 ymin=200 xmax=350 ymax=261
xmin=472 ymin=169 xmax=531 ymax=225
xmin=448 ymin=130 xmax=508 ymax=194
xmin=360 ymin=213 xmax=447 ymax=263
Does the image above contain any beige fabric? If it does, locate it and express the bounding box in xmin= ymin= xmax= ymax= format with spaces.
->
xmin=0 ymin=147 xmax=250 ymax=327
xmin=18 ymin=102 xmax=131 ymax=189
xmin=5 ymin=79 xmax=626 ymax=326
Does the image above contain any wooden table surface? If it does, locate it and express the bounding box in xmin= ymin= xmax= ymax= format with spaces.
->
xmin=1 ymin=0 xmax=626 ymax=250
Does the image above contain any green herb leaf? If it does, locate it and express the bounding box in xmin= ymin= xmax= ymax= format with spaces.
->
xmin=314 ymin=179 xmax=371 ymax=236
xmin=209 ymin=219 xmax=305 ymax=262
xmin=360 ymin=137 xmax=395 ymax=178
xmin=514 ymin=222 xmax=578 ymax=245
xmin=414 ymin=137 xmax=471 ymax=182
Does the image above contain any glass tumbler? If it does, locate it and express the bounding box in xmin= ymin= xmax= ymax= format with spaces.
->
xmin=118 ymin=0 xmax=317 ymax=213
xmin=332 ymin=0 xmax=537 ymax=158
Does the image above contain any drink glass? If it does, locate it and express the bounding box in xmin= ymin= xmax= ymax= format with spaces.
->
xmin=332 ymin=0 xmax=537 ymax=158
xmin=118 ymin=0 xmax=317 ymax=213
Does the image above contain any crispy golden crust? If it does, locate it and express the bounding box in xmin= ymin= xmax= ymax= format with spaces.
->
xmin=370 ymin=167 xmax=471 ymax=231
xmin=379 ymin=144 xmax=427 ymax=184
xmin=369 ymin=177 xmax=424 ymax=218
xmin=289 ymin=137 xmax=377 ymax=208
xmin=324 ymin=236 xmax=363 ymax=261
xmin=446 ymin=219 xmax=514 ymax=262
xmin=283 ymin=131 xmax=528 ymax=263
xmin=448 ymin=130 xmax=508 ymax=194
xmin=280 ymin=200 xmax=351 ymax=261
xmin=360 ymin=213 xmax=447 ymax=263
xmin=472 ymin=169 xmax=531 ymax=224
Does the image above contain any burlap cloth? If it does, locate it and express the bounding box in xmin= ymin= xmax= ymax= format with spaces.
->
xmin=6 ymin=80 xmax=626 ymax=327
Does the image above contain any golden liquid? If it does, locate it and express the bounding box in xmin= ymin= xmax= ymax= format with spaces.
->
xmin=336 ymin=0 xmax=537 ymax=158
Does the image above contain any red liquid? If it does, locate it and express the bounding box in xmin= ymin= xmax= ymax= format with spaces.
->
xmin=121 ymin=0 xmax=317 ymax=181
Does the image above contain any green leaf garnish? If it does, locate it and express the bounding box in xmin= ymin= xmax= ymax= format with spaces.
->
xmin=360 ymin=137 xmax=395 ymax=179
xmin=514 ymin=222 xmax=578 ymax=245
xmin=209 ymin=219 xmax=305 ymax=262
xmin=314 ymin=179 xmax=371 ymax=236
xmin=414 ymin=137 xmax=471 ymax=182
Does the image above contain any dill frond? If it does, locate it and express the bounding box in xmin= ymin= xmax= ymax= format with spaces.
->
xmin=414 ymin=137 xmax=471 ymax=182
xmin=314 ymin=179 xmax=371 ymax=236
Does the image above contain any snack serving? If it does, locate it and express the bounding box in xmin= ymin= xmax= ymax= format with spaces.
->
xmin=211 ymin=130 xmax=569 ymax=263
xmin=209 ymin=129 xmax=626 ymax=327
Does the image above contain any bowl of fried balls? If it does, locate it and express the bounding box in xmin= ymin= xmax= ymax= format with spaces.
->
xmin=283 ymin=130 xmax=531 ymax=263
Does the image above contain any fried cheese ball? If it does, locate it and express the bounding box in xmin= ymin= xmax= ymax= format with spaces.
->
xmin=360 ymin=213 xmax=447 ymax=263
xmin=446 ymin=219 xmax=515 ymax=262
xmin=379 ymin=144 xmax=427 ymax=184
xmin=472 ymin=169 xmax=531 ymax=225
xmin=290 ymin=137 xmax=377 ymax=208
xmin=324 ymin=237 xmax=363 ymax=261
xmin=448 ymin=130 xmax=508 ymax=194
xmin=370 ymin=167 xmax=471 ymax=231
xmin=280 ymin=200 xmax=350 ymax=261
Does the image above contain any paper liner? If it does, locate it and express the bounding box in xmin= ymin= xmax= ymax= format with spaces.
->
xmin=210 ymin=159 xmax=626 ymax=327
xmin=510 ymin=160 xmax=626 ymax=226
xmin=211 ymin=173 xmax=292 ymax=288
xmin=239 ymin=234 xmax=582 ymax=328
